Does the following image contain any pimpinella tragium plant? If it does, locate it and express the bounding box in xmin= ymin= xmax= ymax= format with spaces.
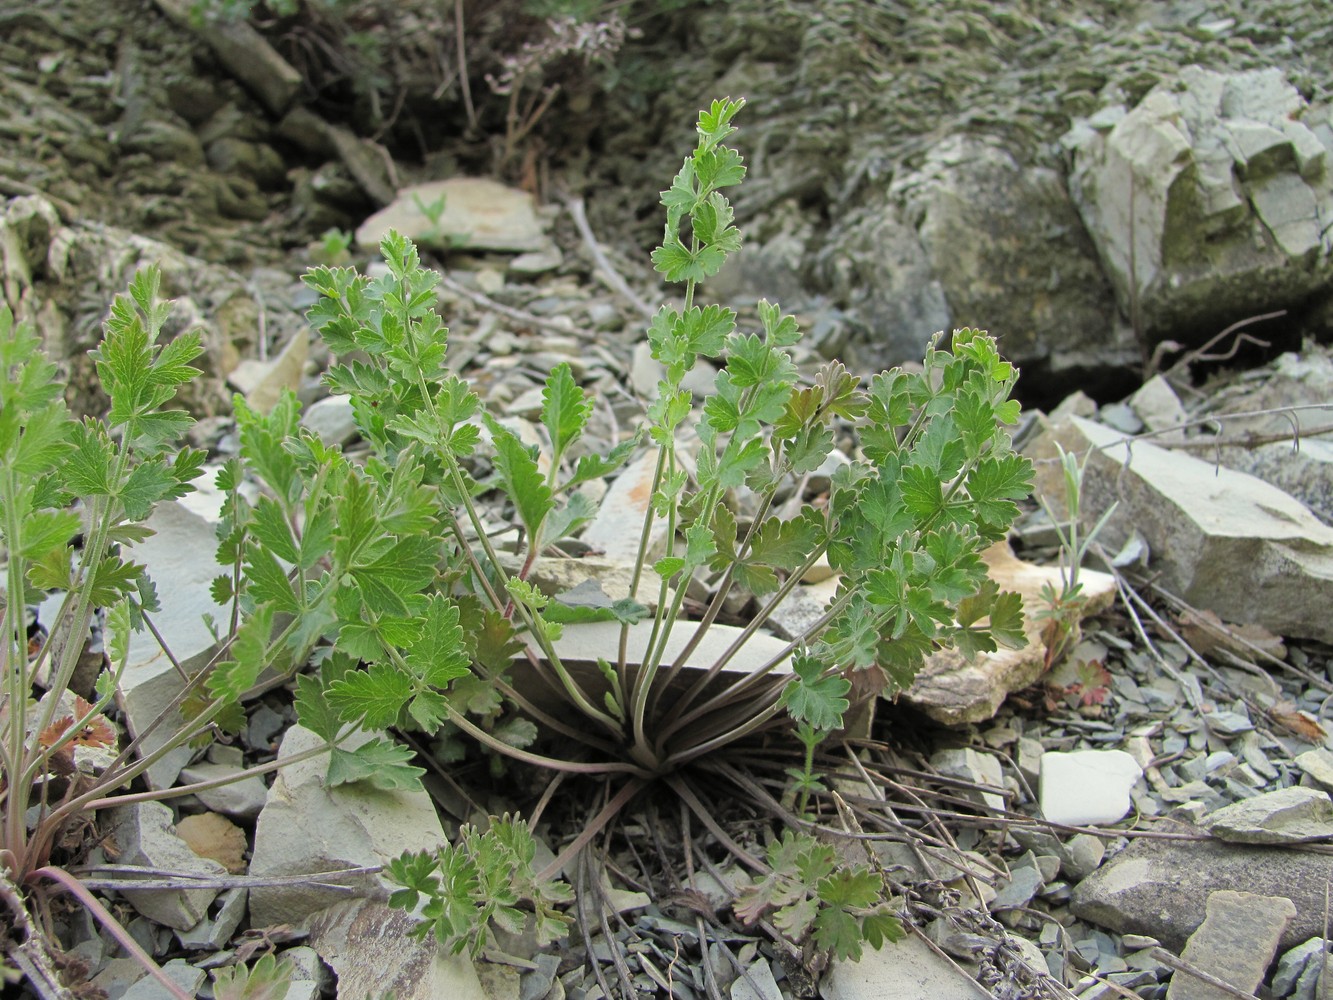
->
xmin=0 ymin=277 xmax=329 ymax=1000
xmin=274 ymin=96 xmax=1033 ymax=964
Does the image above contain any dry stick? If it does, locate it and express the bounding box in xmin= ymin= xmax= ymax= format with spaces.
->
xmin=66 ymin=865 xmax=377 ymax=892
xmin=1150 ymin=948 xmax=1262 ymax=1000
xmin=1160 ymin=309 xmax=1286 ymax=379
xmin=561 ymin=193 xmax=656 ymax=320
xmin=537 ymin=778 xmax=646 ymax=885
xmin=664 ymin=774 xmax=767 ymax=874
xmin=590 ymin=852 xmax=639 ymax=1000
xmin=574 ymin=854 xmax=616 ymax=1000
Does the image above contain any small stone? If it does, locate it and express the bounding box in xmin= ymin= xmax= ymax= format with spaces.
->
xmin=1062 ymin=834 xmax=1107 ymax=880
xmin=1296 ymin=749 xmax=1333 ymax=792
xmin=300 ymin=395 xmax=358 ymax=447
xmin=1201 ymin=786 xmax=1333 ymax=844
xmin=175 ymin=813 xmax=248 ymax=874
xmin=177 ymin=888 xmax=248 ymax=951
xmin=178 ymin=761 xmax=269 ymax=821
xmin=930 ymin=747 xmax=1006 ymax=812
xmin=1273 ymin=938 xmax=1329 ymax=1000
xmin=1040 ymin=750 xmax=1142 ymax=826
xmin=121 ymin=959 xmax=207 ymax=1000
xmin=731 ymin=957 xmax=782 ymax=1000
xmin=110 ymin=803 xmax=225 ymax=931
xmin=1165 ymin=890 xmax=1295 ymax=1000
xmin=993 ymin=864 xmax=1043 ymax=911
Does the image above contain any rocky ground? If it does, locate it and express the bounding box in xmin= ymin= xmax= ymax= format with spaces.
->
xmin=3 ymin=0 xmax=1333 ymax=999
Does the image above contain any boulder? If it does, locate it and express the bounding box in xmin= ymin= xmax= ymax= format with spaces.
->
xmin=1065 ymin=67 xmax=1333 ymax=344
xmin=1032 ymin=415 xmax=1333 ymax=644
xmin=817 ymin=135 xmax=1134 ymax=387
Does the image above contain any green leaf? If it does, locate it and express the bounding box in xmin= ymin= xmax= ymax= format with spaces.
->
xmin=780 ymin=654 xmax=851 ymax=732
xmin=211 ymin=953 xmax=295 ymax=1000
xmin=327 ymin=737 xmax=425 ymax=791
xmin=250 ymin=495 xmax=300 ymax=565
xmin=328 ymin=663 xmax=414 ymax=728
xmin=207 ymin=605 xmax=274 ymax=703
xmin=405 ymin=595 xmax=471 ymax=688
xmin=294 ymin=673 xmax=341 ymax=744
xmin=485 ymin=415 xmax=554 ymax=539
xmin=244 ymin=544 xmax=300 ymax=613
xmin=541 ymin=363 xmax=592 ymax=466
xmin=966 ymin=454 xmax=1033 ymax=529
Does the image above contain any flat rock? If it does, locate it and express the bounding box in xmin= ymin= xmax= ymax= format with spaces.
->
xmin=1296 ymin=749 xmax=1333 ymax=792
xmin=121 ymin=958 xmax=207 ymax=1000
xmin=1200 ymin=786 xmax=1333 ymax=844
xmin=109 ymin=802 xmax=226 ymax=931
xmin=905 ymin=542 xmax=1116 ymax=724
xmin=117 ymin=499 xmax=230 ymax=789
xmin=1033 ymin=415 xmax=1333 ymax=644
xmin=1070 ymin=824 xmax=1333 ymax=949
xmin=305 ymin=898 xmax=488 ymax=1000
xmin=580 ymin=449 xmax=670 ymax=565
xmin=930 ymin=748 xmax=1006 ymax=813
xmin=356 ymin=178 xmax=552 ymax=253
xmin=1165 ymin=890 xmax=1295 ymax=1000
xmin=1040 ymin=749 xmax=1143 ymax=827
xmin=177 ymin=760 xmax=269 ymax=820
xmin=820 ymin=931 xmax=988 ymax=1000
xmin=248 ymin=726 xmax=448 ymax=928
xmin=175 ymin=812 xmax=248 ymax=874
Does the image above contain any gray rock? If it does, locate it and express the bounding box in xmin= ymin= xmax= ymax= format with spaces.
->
xmin=731 ymin=957 xmax=782 ymax=1000
xmin=176 ymin=888 xmax=247 ymax=951
xmin=930 ymin=748 xmax=1005 ymax=813
xmin=153 ymin=0 xmax=302 ymax=116
xmin=177 ymin=761 xmax=269 ymax=821
xmin=108 ymin=802 xmax=225 ymax=931
xmin=1297 ymin=749 xmax=1333 ymax=792
xmin=820 ymin=931 xmax=984 ymax=999
xmin=1065 ymin=66 xmax=1333 ymax=344
xmin=305 ymin=898 xmax=488 ymax=1000
xmin=1033 ymin=416 xmax=1333 ymax=644
xmin=300 ymin=394 xmax=359 ymax=447
xmin=249 ymin=726 xmax=448 ymax=929
xmin=1130 ymin=375 xmax=1188 ymax=440
xmin=1165 ymin=890 xmax=1295 ymax=1000
xmin=1225 ymin=439 xmax=1333 ymax=528
xmin=1063 ymin=834 xmax=1107 ymax=881
xmin=1201 ymin=786 xmax=1333 ymax=844
xmin=1274 ymin=938 xmax=1329 ymax=1000
xmin=121 ymin=958 xmax=207 ymax=1000
xmin=1070 ymin=826 xmax=1333 ymax=949
xmin=821 ymin=135 xmax=1131 ymax=383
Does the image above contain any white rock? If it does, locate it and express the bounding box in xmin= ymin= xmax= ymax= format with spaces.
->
xmin=731 ymin=957 xmax=782 ymax=1000
xmin=305 ymin=898 xmax=488 ymax=1000
xmin=906 ymin=542 xmax=1116 ymax=725
xmin=227 ymin=327 xmax=309 ymax=415
xmin=581 ymin=450 xmax=671 ymax=564
xmin=118 ymin=499 xmax=231 ymax=789
xmin=356 ymin=178 xmax=552 ymax=253
xmin=300 ymin=394 xmax=358 ymax=447
xmin=248 ymin=726 xmax=448 ymax=928
xmin=1039 ymin=749 xmax=1142 ymax=827
xmin=109 ymin=802 xmax=226 ymax=931
xmin=820 ymin=931 xmax=985 ymax=1000
xmin=178 ymin=761 xmax=269 ymax=820
xmin=1129 ymin=375 xmax=1187 ymax=441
